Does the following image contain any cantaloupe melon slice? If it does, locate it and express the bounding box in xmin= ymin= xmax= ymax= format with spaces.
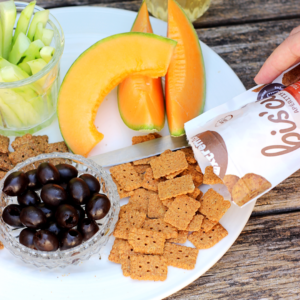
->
xmin=118 ymin=1 xmax=165 ymax=132
xmin=58 ymin=33 xmax=177 ymax=157
xmin=166 ymin=0 xmax=206 ymax=136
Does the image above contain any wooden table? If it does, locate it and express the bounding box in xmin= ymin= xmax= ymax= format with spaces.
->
xmin=26 ymin=0 xmax=300 ymax=298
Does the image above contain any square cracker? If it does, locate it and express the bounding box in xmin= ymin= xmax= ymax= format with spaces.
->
xmin=119 ymin=240 xmax=135 ymax=277
xmin=165 ymin=169 xmax=184 ymax=180
xmin=142 ymin=218 xmax=178 ymax=239
xmin=179 ymin=147 xmax=197 ymax=164
xmin=0 ymin=154 xmax=14 ymax=171
xmin=113 ymin=217 xmax=132 ymax=240
xmin=130 ymin=254 xmax=167 ymax=281
xmin=163 ymin=242 xmax=199 ymax=270
xmin=158 ymin=175 xmax=195 ymax=200
xmin=9 ymin=143 xmax=44 ymax=165
xmin=199 ymin=215 xmax=217 ymax=233
xmin=133 ymin=156 xmax=156 ymax=165
xmin=199 ymin=188 xmax=231 ymax=222
xmin=128 ymin=188 xmax=156 ymax=214
xmin=150 ymin=150 xmax=188 ymax=179
xmin=168 ymin=230 xmax=189 ymax=244
xmin=45 ymin=142 xmax=69 ymax=153
xmin=147 ymin=194 xmax=168 ymax=219
xmin=133 ymin=164 xmax=150 ymax=174
xmin=0 ymin=135 xmax=9 ymax=154
xmin=203 ymin=166 xmax=223 ymax=185
xmin=181 ymin=164 xmax=203 ymax=187
xmin=188 ymin=188 xmax=201 ymax=199
xmin=164 ymin=195 xmax=200 ymax=230
xmin=126 ymin=209 xmax=146 ymax=228
xmin=142 ymin=168 xmax=161 ymax=192
xmin=161 ymin=198 xmax=174 ymax=208
xmin=112 ymin=176 xmax=134 ymax=199
xmin=188 ymin=223 xmax=228 ymax=249
xmin=11 ymin=134 xmax=48 ymax=151
xmin=128 ymin=228 xmax=165 ymax=255
xmin=132 ymin=133 xmax=161 ymax=145
xmin=110 ymin=163 xmax=143 ymax=192
xmin=186 ymin=214 xmax=204 ymax=231
xmin=108 ymin=238 xmax=126 ymax=264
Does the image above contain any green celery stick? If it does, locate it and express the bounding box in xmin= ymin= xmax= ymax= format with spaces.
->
xmin=40 ymin=46 xmax=55 ymax=63
xmin=17 ymin=39 xmax=44 ymax=64
xmin=0 ymin=58 xmax=29 ymax=79
xmin=27 ymin=58 xmax=47 ymax=75
xmin=41 ymin=28 xmax=54 ymax=46
xmin=34 ymin=22 xmax=43 ymax=41
xmin=0 ymin=0 xmax=17 ymax=59
xmin=8 ymin=32 xmax=31 ymax=64
xmin=27 ymin=10 xmax=49 ymax=41
xmin=18 ymin=61 xmax=32 ymax=75
xmin=0 ymin=96 xmax=23 ymax=128
xmin=12 ymin=1 xmax=36 ymax=45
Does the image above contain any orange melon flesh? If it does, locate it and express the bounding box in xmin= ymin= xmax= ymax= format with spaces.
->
xmin=166 ymin=0 xmax=206 ymax=136
xmin=58 ymin=33 xmax=176 ymax=157
xmin=118 ymin=1 xmax=165 ymax=132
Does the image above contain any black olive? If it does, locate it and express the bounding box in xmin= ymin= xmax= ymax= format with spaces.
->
xmin=17 ymin=190 xmax=40 ymax=206
xmin=36 ymin=162 xmax=60 ymax=185
xmin=67 ymin=178 xmax=90 ymax=205
xmin=20 ymin=206 xmax=47 ymax=229
xmin=19 ymin=228 xmax=36 ymax=249
xmin=36 ymin=203 xmax=55 ymax=220
xmin=45 ymin=220 xmax=63 ymax=237
xmin=25 ymin=169 xmax=42 ymax=191
xmin=78 ymin=218 xmax=99 ymax=241
xmin=2 ymin=204 xmax=23 ymax=228
xmin=60 ymin=229 xmax=83 ymax=250
xmin=55 ymin=204 xmax=79 ymax=229
xmin=79 ymin=174 xmax=100 ymax=194
xmin=55 ymin=164 xmax=78 ymax=183
xmin=3 ymin=171 xmax=29 ymax=196
xmin=41 ymin=184 xmax=68 ymax=207
xmin=85 ymin=193 xmax=111 ymax=220
xmin=33 ymin=230 xmax=59 ymax=252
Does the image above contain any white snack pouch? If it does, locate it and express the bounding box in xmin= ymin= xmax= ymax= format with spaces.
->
xmin=185 ymin=64 xmax=300 ymax=207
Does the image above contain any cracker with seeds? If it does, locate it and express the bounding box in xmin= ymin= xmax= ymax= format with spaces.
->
xmin=110 ymin=163 xmax=143 ymax=192
xmin=0 ymin=135 xmax=9 ymax=154
xmin=147 ymin=194 xmax=168 ymax=219
xmin=119 ymin=241 xmax=135 ymax=277
xmin=134 ymin=164 xmax=150 ymax=174
xmin=188 ymin=188 xmax=201 ymax=199
xmin=128 ymin=188 xmax=156 ymax=214
xmin=181 ymin=164 xmax=203 ymax=187
xmin=132 ymin=133 xmax=161 ymax=145
xmin=12 ymin=134 xmax=48 ymax=151
xmin=130 ymin=254 xmax=167 ymax=281
xmin=113 ymin=217 xmax=132 ymax=240
xmin=203 ymin=166 xmax=223 ymax=185
xmin=142 ymin=168 xmax=161 ymax=191
xmin=164 ymin=195 xmax=200 ymax=230
xmin=45 ymin=142 xmax=69 ymax=153
xmin=126 ymin=209 xmax=146 ymax=228
xmin=163 ymin=243 xmax=199 ymax=270
xmin=179 ymin=147 xmax=197 ymax=164
xmin=186 ymin=214 xmax=204 ymax=231
xmin=199 ymin=215 xmax=218 ymax=233
xmin=188 ymin=224 xmax=228 ymax=249
xmin=161 ymin=198 xmax=174 ymax=208
xmin=158 ymin=175 xmax=195 ymax=200
xmin=119 ymin=204 xmax=132 ymax=218
xmin=199 ymin=189 xmax=231 ymax=222
xmin=142 ymin=218 xmax=178 ymax=239
xmin=112 ymin=176 xmax=134 ymax=199
xmin=128 ymin=228 xmax=165 ymax=255
xmin=168 ymin=230 xmax=189 ymax=244
xmin=165 ymin=169 xmax=184 ymax=179
xmin=0 ymin=154 xmax=14 ymax=171
xmin=150 ymin=151 xmax=188 ymax=179
xmin=108 ymin=238 xmax=126 ymax=264
xmin=9 ymin=143 xmax=44 ymax=165
xmin=133 ymin=156 xmax=157 ymax=165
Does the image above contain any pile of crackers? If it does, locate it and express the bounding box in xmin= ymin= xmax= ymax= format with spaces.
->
xmin=0 ymin=133 xmax=69 ymax=180
xmin=108 ymin=134 xmax=231 ymax=281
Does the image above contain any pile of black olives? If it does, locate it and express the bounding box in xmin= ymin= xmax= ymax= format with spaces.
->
xmin=1 ymin=162 xmax=111 ymax=252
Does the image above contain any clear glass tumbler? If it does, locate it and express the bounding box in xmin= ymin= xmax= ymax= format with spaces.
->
xmin=146 ymin=0 xmax=211 ymax=22
xmin=0 ymin=2 xmax=64 ymax=136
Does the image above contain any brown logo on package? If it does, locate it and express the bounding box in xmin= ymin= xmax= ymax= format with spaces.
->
xmin=191 ymin=131 xmax=228 ymax=179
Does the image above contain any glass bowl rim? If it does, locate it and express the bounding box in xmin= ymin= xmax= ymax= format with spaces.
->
xmin=0 ymin=152 xmax=120 ymax=260
xmin=0 ymin=1 xmax=65 ymax=89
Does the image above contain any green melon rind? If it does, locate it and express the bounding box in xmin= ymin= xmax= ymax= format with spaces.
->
xmin=57 ymin=32 xmax=177 ymax=152
xmin=169 ymin=0 xmax=206 ymax=137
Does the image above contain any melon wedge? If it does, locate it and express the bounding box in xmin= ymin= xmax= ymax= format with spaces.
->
xmin=58 ymin=33 xmax=177 ymax=157
xmin=118 ymin=1 xmax=165 ymax=132
xmin=166 ymin=0 xmax=206 ymax=136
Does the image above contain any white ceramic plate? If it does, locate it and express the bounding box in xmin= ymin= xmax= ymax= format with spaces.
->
xmin=0 ymin=7 xmax=254 ymax=300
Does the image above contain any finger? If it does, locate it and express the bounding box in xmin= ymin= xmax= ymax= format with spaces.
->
xmin=254 ymin=31 xmax=300 ymax=84
xmin=290 ymin=25 xmax=300 ymax=36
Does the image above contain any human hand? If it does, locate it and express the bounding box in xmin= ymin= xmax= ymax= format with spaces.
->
xmin=254 ymin=25 xmax=300 ymax=84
